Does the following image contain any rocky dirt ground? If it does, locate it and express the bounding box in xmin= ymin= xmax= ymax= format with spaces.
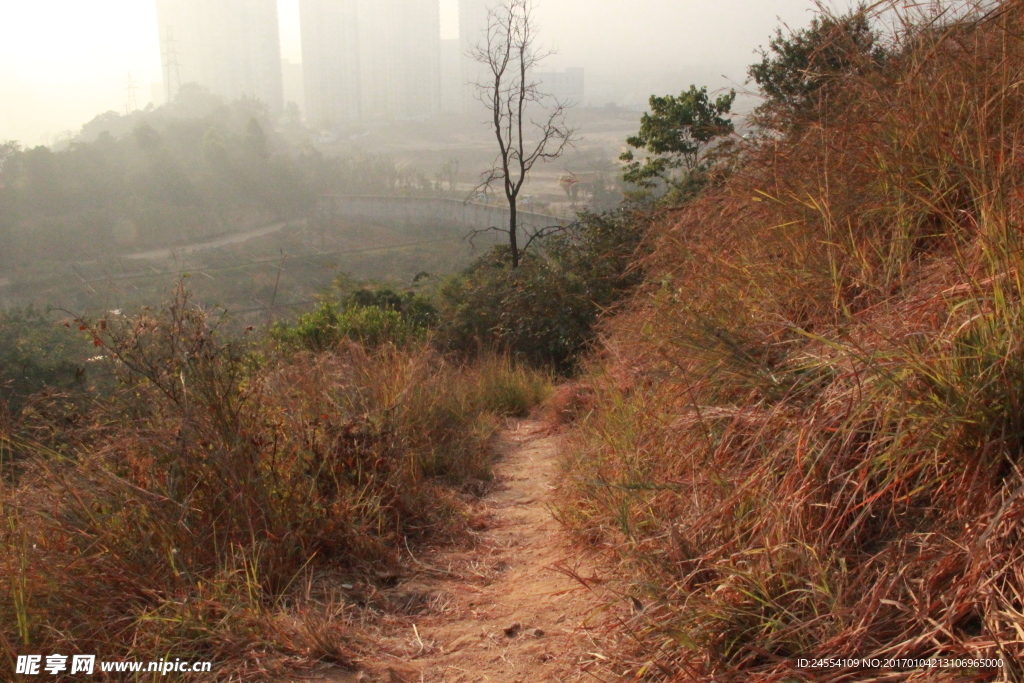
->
xmin=285 ymin=421 xmax=621 ymax=683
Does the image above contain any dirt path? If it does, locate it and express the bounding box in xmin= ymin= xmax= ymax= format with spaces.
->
xmin=331 ymin=420 xmax=613 ymax=683
xmin=121 ymin=220 xmax=299 ymax=260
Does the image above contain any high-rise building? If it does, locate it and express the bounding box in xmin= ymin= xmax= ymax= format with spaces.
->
xmin=298 ymin=0 xmax=360 ymax=126
xmin=440 ymin=38 xmax=463 ymax=113
xmin=458 ymin=0 xmax=490 ymax=112
xmin=281 ymin=58 xmax=306 ymax=115
xmin=387 ymin=0 xmax=441 ymax=119
xmin=299 ymin=0 xmax=440 ymax=126
xmin=359 ymin=0 xmax=437 ymax=120
xmin=459 ymin=0 xmax=490 ymax=59
xmin=155 ymin=0 xmax=284 ymax=113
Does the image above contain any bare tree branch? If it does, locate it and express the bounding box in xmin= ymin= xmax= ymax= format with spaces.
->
xmin=521 ymin=220 xmax=579 ymax=253
xmin=465 ymin=224 xmax=507 ymax=250
xmin=468 ymin=0 xmax=578 ymax=269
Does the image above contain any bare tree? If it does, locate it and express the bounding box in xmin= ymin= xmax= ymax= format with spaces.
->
xmin=470 ymin=0 xmax=577 ymax=269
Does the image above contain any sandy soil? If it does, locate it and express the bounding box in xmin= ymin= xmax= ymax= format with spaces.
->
xmin=286 ymin=421 xmax=615 ymax=683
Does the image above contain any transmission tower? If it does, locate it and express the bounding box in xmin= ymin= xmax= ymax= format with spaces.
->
xmin=163 ymin=26 xmax=182 ymax=104
xmin=124 ymin=72 xmax=139 ymax=115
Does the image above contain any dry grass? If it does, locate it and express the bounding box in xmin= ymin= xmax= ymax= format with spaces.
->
xmin=558 ymin=1 xmax=1024 ymax=680
xmin=0 ymin=286 xmax=552 ymax=680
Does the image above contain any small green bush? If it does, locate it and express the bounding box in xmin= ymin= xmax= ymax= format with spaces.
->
xmin=438 ymin=210 xmax=647 ymax=374
xmin=271 ymin=287 xmax=438 ymax=352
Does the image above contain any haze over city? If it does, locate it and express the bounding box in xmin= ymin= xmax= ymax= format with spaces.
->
xmin=1 ymin=0 xmax=830 ymax=146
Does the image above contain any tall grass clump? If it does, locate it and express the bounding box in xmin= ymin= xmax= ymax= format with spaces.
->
xmin=559 ymin=1 xmax=1024 ymax=680
xmin=0 ymin=285 xmax=549 ymax=680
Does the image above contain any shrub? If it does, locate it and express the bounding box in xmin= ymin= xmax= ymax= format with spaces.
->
xmin=0 ymin=307 xmax=89 ymax=410
xmin=271 ymin=287 xmax=437 ymax=352
xmin=749 ymin=2 xmax=889 ymax=127
xmin=438 ymin=210 xmax=647 ymax=374
xmin=470 ymin=354 xmax=553 ymax=418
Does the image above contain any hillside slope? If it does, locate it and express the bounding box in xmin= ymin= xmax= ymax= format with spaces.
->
xmin=559 ymin=2 xmax=1024 ymax=680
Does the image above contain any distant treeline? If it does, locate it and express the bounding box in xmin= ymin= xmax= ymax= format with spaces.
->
xmin=0 ymin=86 xmax=409 ymax=267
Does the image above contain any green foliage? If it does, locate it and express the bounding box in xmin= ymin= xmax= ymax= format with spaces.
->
xmin=438 ymin=210 xmax=647 ymax=374
xmin=0 ymin=141 xmax=19 ymax=266
xmin=749 ymin=5 xmax=887 ymax=124
xmin=272 ymin=288 xmax=438 ymax=352
xmin=343 ymin=287 xmax=439 ymax=330
xmin=0 ymin=307 xmax=89 ymax=408
xmin=620 ymin=85 xmax=735 ymax=190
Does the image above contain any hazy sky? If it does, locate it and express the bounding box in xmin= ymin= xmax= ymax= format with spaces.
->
xmin=0 ymin=0 xmax=839 ymax=146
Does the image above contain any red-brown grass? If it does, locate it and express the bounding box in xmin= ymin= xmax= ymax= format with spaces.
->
xmin=558 ymin=1 xmax=1024 ymax=680
xmin=0 ymin=286 xmax=552 ymax=680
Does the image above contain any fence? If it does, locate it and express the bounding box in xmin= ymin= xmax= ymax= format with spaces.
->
xmin=318 ymin=195 xmax=570 ymax=233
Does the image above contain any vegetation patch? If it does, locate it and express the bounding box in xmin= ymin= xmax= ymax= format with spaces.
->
xmin=0 ymin=286 xmax=551 ymax=679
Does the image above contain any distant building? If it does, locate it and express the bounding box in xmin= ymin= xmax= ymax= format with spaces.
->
xmin=281 ymin=58 xmax=305 ymax=116
xmin=299 ymin=0 xmax=440 ymax=126
xmin=459 ymin=0 xmax=490 ymax=61
xmin=360 ymin=0 xmax=441 ymax=120
xmin=155 ymin=0 xmax=284 ymax=113
xmin=457 ymin=0 xmax=491 ymax=113
xmin=440 ymin=39 xmax=463 ymax=113
xmin=536 ymin=67 xmax=586 ymax=106
xmin=298 ymin=0 xmax=360 ymax=126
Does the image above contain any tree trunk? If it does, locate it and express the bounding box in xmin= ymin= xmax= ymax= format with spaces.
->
xmin=508 ymin=198 xmax=519 ymax=269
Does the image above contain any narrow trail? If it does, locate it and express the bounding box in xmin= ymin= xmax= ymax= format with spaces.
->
xmin=120 ymin=220 xmax=298 ymax=260
xmin=319 ymin=420 xmax=615 ymax=683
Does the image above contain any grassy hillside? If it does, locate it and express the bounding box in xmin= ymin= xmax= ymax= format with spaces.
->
xmin=559 ymin=1 xmax=1024 ymax=679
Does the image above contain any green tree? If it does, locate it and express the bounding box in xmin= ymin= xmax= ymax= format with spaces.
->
xmin=0 ymin=141 xmax=20 ymax=265
xmin=243 ymin=118 xmax=269 ymax=160
xmin=133 ymin=123 xmax=162 ymax=153
xmin=271 ymin=287 xmax=438 ymax=352
xmin=749 ymin=5 xmax=887 ymax=124
xmin=620 ymin=85 xmax=735 ymax=190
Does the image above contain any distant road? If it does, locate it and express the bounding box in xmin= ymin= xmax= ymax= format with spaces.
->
xmin=123 ymin=220 xmax=299 ymax=261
